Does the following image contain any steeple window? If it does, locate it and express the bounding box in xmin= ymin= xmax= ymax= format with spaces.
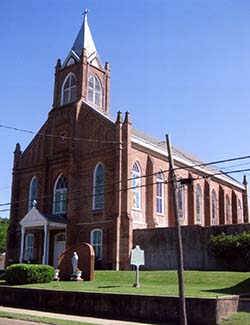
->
xmin=88 ymin=75 xmax=102 ymax=107
xmin=61 ymin=73 xmax=77 ymax=105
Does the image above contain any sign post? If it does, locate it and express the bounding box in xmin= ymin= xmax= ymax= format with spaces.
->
xmin=130 ymin=245 xmax=145 ymax=288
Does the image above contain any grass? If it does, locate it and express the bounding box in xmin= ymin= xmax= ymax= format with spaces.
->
xmin=0 ymin=311 xmax=99 ymax=325
xmin=2 ymin=270 xmax=250 ymax=297
xmin=221 ymin=312 xmax=250 ymax=325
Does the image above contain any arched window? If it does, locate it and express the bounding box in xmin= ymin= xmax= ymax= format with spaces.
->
xmin=91 ymin=229 xmax=102 ymax=259
xmin=177 ymin=185 xmax=185 ymax=219
xmin=25 ymin=234 xmax=34 ymax=261
xmin=61 ymin=73 xmax=77 ymax=105
xmin=88 ymin=75 xmax=102 ymax=107
xmin=28 ymin=177 xmax=38 ymax=210
xmin=238 ymin=199 xmax=243 ymax=223
xmin=132 ymin=162 xmax=141 ymax=210
xmin=225 ymin=194 xmax=230 ymax=224
xmin=93 ymin=163 xmax=104 ymax=210
xmin=211 ymin=190 xmax=217 ymax=225
xmin=156 ymin=172 xmax=164 ymax=214
xmin=53 ymin=175 xmax=68 ymax=214
xmin=196 ymin=184 xmax=202 ymax=224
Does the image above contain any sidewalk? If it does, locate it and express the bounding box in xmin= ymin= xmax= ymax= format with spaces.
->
xmin=0 ymin=306 xmax=157 ymax=325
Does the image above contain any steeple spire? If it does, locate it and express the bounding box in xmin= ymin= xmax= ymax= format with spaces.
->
xmin=63 ymin=9 xmax=102 ymax=68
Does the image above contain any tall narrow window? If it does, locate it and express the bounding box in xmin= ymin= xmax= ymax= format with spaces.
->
xmin=177 ymin=185 xmax=185 ymax=219
xmin=212 ymin=190 xmax=217 ymax=225
xmin=91 ymin=229 xmax=102 ymax=259
xmin=93 ymin=163 xmax=104 ymax=210
xmin=196 ymin=184 xmax=202 ymax=224
xmin=25 ymin=234 xmax=34 ymax=261
xmin=53 ymin=175 xmax=68 ymax=214
xmin=156 ymin=172 xmax=164 ymax=214
xmin=88 ymin=75 xmax=102 ymax=107
xmin=238 ymin=199 xmax=243 ymax=223
xmin=61 ymin=73 xmax=77 ymax=105
xmin=132 ymin=162 xmax=141 ymax=210
xmin=225 ymin=194 xmax=230 ymax=224
xmin=28 ymin=177 xmax=38 ymax=210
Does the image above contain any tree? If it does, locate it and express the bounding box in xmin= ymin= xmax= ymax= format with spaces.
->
xmin=0 ymin=218 xmax=9 ymax=254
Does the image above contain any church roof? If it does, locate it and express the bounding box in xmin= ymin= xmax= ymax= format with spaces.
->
xmin=63 ymin=9 xmax=102 ymax=68
xmin=131 ymin=127 xmax=244 ymax=189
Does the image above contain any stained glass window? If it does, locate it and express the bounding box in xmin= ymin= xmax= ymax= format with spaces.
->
xmin=196 ymin=184 xmax=202 ymax=224
xmin=212 ymin=190 xmax=217 ymax=225
xmin=88 ymin=75 xmax=102 ymax=107
xmin=156 ymin=172 xmax=164 ymax=214
xmin=225 ymin=195 xmax=230 ymax=224
xmin=28 ymin=177 xmax=38 ymax=211
xmin=132 ymin=162 xmax=141 ymax=210
xmin=53 ymin=175 xmax=68 ymax=214
xmin=177 ymin=185 xmax=184 ymax=219
xmin=91 ymin=229 xmax=102 ymax=259
xmin=61 ymin=73 xmax=77 ymax=105
xmin=93 ymin=164 xmax=104 ymax=210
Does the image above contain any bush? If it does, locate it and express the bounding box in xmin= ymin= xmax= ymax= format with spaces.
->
xmin=210 ymin=231 xmax=250 ymax=265
xmin=5 ymin=264 xmax=54 ymax=285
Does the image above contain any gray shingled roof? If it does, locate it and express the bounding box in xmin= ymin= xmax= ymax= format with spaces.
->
xmin=131 ymin=127 xmax=243 ymax=187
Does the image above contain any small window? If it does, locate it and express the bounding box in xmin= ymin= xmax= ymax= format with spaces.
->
xmin=91 ymin=229 xmax=102 ymax=259
xmin=61 ymin=73 xmax=77 ymax=105
xmin=156 ymin=172 xmax=164 ymax=214
xmin=28 ymin=177 xmax=38 ymax=211
xmin=93 ymin=164 xmax=104 ymax=210
xmin=132 ymin=162 xmax=141 ymax=210
xmin=88 ymin=75 xmax=102 ymax=107
xmin=177 ymin=185 xmax=185 ymax=219
xmin=25 ymin=234 xmax=34 ymax=261
xmin=225 ymin=195 xmax=230 ymax=224
xmin=53 ymin=175 xmax=68 ymax=214
xmin=211 ymin=190 xmax=217 ymax=225
xmin=196 ymin=184 xmax=202 ymax=224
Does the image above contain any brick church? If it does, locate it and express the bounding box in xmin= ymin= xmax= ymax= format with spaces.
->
xmin=7 ymin=11 xmax=249 ymax=270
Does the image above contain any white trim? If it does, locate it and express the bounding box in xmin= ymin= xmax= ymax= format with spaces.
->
xmin=131 ymin=135 xmax=245 ymax=190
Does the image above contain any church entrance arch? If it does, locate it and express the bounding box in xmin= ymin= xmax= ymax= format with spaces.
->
xmin=53 ymin=232 xmax=66 ymax=267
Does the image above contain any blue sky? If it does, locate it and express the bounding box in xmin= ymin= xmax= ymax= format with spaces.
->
xmin=1 ymin=0 xmax=250 ymax=218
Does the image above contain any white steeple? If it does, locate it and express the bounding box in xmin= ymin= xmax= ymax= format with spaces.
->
xmin=63 ymin=9 xmax=103 ymax=68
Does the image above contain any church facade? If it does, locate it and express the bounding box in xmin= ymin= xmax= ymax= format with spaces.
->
xmin=7 ymin=12 xmax=249 ymax=270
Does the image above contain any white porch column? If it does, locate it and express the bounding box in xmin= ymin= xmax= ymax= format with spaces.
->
xmin=19 ymin=226 xmax=25 ymax=263
xmin=42 ymin=224 xmax=48 ymax=265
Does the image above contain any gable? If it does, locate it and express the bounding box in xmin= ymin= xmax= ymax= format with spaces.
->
xmin=20 ymin=207 xmax=48 ymax=227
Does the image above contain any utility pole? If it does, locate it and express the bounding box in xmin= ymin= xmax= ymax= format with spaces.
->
xmin=166 ymin=134 xmax=187 ymax=325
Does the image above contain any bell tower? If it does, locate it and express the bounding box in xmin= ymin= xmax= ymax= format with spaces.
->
xmin=52 ymin=9 xmax=110 ymax=115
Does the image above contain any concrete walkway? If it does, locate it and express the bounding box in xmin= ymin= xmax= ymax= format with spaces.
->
xmin=0 ymin=306 xmax=157 ymax=325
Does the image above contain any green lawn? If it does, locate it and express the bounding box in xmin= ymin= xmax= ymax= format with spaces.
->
xmin=221 ymin=312 xmax=250 ymax=325
xmin=4 ymin=270 xmax=250 ymax=297
xmin=0 ymin=311 xmax=98 ymax=325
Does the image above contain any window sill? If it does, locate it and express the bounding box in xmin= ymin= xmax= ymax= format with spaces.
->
xmin=92 ymin=209 xmax=104 ymax=216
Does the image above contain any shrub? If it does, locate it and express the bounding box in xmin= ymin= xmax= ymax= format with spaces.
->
xmin=210 ymin=231 xmax=250 ymax=265
xmin=5 ymin=264 xmax=54 ymax=285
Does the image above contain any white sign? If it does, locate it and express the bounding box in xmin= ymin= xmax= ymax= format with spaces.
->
xmin=131 ymin=245 xmax=145 ymax=267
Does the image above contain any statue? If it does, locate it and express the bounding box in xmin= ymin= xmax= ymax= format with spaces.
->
xmin=72 ymin=251 xmax=78 ymax=274
xmin=70 ymin=251 xmax=83 ymax=281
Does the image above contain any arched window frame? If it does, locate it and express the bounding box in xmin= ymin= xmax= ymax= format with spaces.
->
xmin=156 ymin=172 xmax=164 ymax=215
xmin=132 ymin=162 xmax=141 ymax=210
xmin=61 ymin=73 xmax=77 ymax=105
xmin=25 ymin=234 xmax=34 ymax=261
xmin=53 ymin=174 xmax=68 ymax=214
xmin=196 ymin=184 xmax=202 ymax=224
xmin=91 ymin=228 xmax=103 ymax=259
xmin=211 ymin=190 xmax=217 ymax=225
xmin=238 ymin=198 xmax=243 ymax=223
xmin=93 ymin=163 xmax=105 ymax=210
xmin=87 ymin=74 xmax=102 ymax=107
xmin=28 ymin=176 xmax=38 ymax=211
xmin=225 ymin=194 xmax=230 ymax=224
xmin=177 ymin=184 xmax=185 ymax=220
